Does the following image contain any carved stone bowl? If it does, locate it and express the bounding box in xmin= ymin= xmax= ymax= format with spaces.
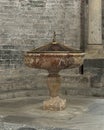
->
xmin=24 ymin=52 xmax=84 ymax=74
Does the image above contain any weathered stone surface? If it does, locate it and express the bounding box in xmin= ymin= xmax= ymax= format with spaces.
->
xmin=43 ymin=96 xmax=66 ymax=111
xmin=84 ymin=59 xmax=104 ymax=88
xmin=24 ymin=52 xmax=84 ymax=72
xmin=84 ymin=59 xmax=104 ymax=68
xmin=1 ymin=96 xmax=104 ymax=130
xmin=88 ymin=0 xmax=102 ymax=45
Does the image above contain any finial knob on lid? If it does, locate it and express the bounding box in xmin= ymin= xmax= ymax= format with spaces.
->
xmin=52 ymin=32 xmax=57 ymax=44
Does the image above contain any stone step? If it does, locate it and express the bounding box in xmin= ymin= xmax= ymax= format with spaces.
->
xmin=61 ymin=87 xmax=104 ymax=97
xmin=0 ymin=89 xmax=48 ymax=100
xmin=0 ymin=73 xmax=91 ymax=92
xmin=0 ymin=73 xmax=94 ymax=100
xmin=0 ymin=87 xmax=104 ymax=100
xmin=1 ymin=67 xmax=103 ymax=99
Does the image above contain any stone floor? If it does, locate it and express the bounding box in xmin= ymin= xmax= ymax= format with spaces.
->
xmin=0 ymin=96 xmax=104 ymax=130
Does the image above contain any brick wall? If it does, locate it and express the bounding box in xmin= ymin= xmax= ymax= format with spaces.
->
xmin=0 ymin=0 xmax=81 ymax=70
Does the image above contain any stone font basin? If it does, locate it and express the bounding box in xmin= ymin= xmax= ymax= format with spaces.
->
xmin=24 ymin=33 xmax=85 ymax=111
xmin=25 ymin=45 xmax=84 ymax=74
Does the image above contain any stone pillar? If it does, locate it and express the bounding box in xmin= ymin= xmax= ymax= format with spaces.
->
xmin=88 ymin=0 xmax=102 ymax=53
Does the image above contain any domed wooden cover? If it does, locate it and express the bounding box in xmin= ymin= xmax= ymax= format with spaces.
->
xmin=32 ymin=42 xmax=79 ymax=52
xmin=28 ymin=32 xmax=82 ymax=53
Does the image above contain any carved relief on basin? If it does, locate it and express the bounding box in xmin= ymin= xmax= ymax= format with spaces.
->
xmin=24 ymin=52 xmax=84 ymax=73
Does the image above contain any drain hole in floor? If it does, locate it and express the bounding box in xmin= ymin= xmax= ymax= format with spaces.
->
xmin=17 ymin=127 xmax=36 ymax=130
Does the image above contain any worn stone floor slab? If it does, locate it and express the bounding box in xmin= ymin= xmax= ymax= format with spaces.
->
xmin=0 ymin=96 xmax=104 ymax=130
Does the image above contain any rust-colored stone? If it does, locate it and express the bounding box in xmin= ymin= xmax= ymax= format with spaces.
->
xmin=24 ymin=53 xmax=84 ymax=73
xmin=47 ymin=75 xmax=61 ymax=97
